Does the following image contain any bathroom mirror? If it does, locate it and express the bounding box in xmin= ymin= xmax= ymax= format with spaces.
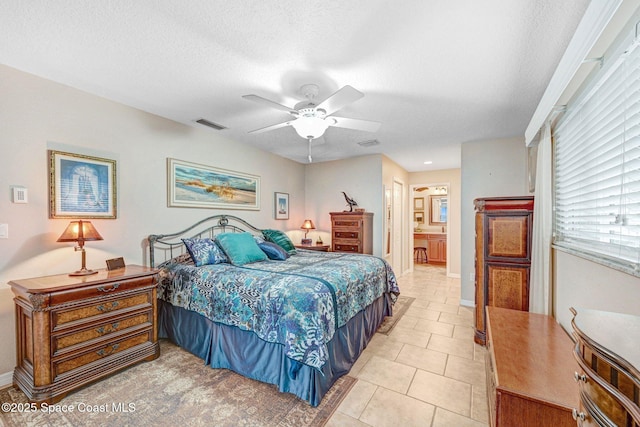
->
xmin=429 ymin=195 xmax=448 ymax=225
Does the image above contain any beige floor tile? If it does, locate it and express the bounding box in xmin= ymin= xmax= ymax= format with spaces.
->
xmin=471 ymin=384 xmax=490 ymax=423
xmin=414 ymin=318 xmax=454 ymax=337
xmin=336 ymin=379 xmax=378 ymax=419
xmin=388 ymin=325 xmax=431 ymax=347
xmin=396 ymin=344 xmax=448 ymax=375
xmin=359 ymin=386 xmax=435 ymax=427
xmin=432 ymin=407 xmax=488 ymax=427
xmin=326 ymin=411 xmax=372 ymax=427
xmin=356 ymin=355 xmax=416 ymax=394
xmin=349 ymin=349 xmax=373 ymax=377
xmin=408 ymin=369 xmax=472 ymax=417
xmin=362 ymin=334 xmax=405 ymax=360
xmin=438 ymin=311 xmax=474 ymax=326
xmin=394 ymin=314 xmax=420 ymax=329
xmin=453 ymin=324 xmax=475 ymax=340
xmin=428 ymin=301 xmax=460 ymax=314
xmin=445 ymin=355 xmax=487 ymax=386
xmin=405 ymin=306 xmax=441 ymax=321
xmin=427 ymin=334 xmax=475 ymax=359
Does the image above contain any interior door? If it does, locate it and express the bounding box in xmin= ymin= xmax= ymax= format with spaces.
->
xmin=392 ymin=179 xmax=404 ymax=273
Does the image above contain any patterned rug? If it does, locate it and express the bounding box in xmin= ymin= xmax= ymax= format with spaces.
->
xmin=0 ymin=340 xmax=356 ymax=427
xmin=377 ymin=295 xmax=415 ymax=335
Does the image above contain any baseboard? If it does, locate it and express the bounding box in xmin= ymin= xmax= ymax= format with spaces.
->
xmin=459 ymin=299 xmax=475 ymax=308
xmin=0 ymin=371 xmax=12 ymax=388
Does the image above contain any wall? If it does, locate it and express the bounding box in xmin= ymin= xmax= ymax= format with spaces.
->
xmin=0 ymin=65 xmax=306 ymax=378
xmin=409 ymin=168 xmax=461 ymax=278
xmin=460 ymin=137 xmax=529 ymax=306
xmin=305 ymin=155 xmax=384 ymax=255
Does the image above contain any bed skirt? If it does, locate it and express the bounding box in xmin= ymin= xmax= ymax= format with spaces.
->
xmin=157 ymin=293 xmax=393 ymax=406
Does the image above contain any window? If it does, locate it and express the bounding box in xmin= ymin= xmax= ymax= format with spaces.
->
xmin=553 ymin=32 xmax=640 ymax=276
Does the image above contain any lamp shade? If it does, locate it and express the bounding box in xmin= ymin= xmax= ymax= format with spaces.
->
xmin=291 ymin=117 xmax=329 ymax=140
xmin=57 ymin=220 xmax=103 ymax=244
xmin=300 ymin=219 xmax=316 ymax=231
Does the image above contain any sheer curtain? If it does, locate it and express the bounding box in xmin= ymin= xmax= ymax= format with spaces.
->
xmin=529 ymin=123 xmax=553 ymax=315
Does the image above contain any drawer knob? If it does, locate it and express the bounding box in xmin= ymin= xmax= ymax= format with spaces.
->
xmin=573 ymin=371 xmax=587 ymax=382
xmin=572 ymin=408 xmax=585 ymax=426
xmin=97 ymin=343 xmax=120 ymax=358
xmin=96 ymin=301 xmax=120 ymax=312
xmin=97 ymin=283 xmax=120 ymax=293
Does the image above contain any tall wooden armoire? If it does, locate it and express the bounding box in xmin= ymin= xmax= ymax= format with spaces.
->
xmin=474 ymin=196 xmax=534 ymax=345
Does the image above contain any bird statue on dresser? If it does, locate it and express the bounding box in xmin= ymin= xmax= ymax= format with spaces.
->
xmin=342 ymin=192 xmax=358 ymax=212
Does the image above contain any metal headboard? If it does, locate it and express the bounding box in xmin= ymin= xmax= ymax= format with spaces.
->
xmin=147 ymin=214 xmax=264 ymax=267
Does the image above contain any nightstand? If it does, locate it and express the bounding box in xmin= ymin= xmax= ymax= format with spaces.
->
xmin=9 ymin=265 xmax=159 ymax=404
xmin=295 ymin=244 xmax=330 ymax=252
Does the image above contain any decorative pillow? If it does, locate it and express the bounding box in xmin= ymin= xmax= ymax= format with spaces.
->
xmin=258 ymin=241 xmax=290 ymax=261
xmin=182 ymin=237 xmax=229 ymax=267
xmin=157 ymin=252 xmax=195 ymax=269
xmin=215 ymin=232 xmax=268 ymax=266
xmin=262 ymin=229 xmax=297 ymax=254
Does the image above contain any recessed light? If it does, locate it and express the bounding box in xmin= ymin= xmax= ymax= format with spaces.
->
xmin=423 ymin=161 xmax=433 ymax=165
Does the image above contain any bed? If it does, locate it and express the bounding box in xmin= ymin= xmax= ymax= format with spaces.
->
xmin=148 ymin=215 xmax=399 ymax=406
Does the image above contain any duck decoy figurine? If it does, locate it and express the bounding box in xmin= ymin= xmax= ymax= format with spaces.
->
xmin=342 ymin=192 xmax=358 ymax=212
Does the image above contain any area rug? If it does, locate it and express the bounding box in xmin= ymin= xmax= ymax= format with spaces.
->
xmin=0 ymin=340 xmax=356 ymax=427
xmin=377 ymin=295 xmax=415 ymax=335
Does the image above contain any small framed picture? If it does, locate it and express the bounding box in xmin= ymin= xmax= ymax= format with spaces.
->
xmin=414 ymin=197 xmax=424 ymax=210
xmin=414 ymin=211 xmax=424 ymax=223
xmin=274 ymin=192 xmax=289 ymax=220
xmin=48 ymin=150 xmax=117 ymax=219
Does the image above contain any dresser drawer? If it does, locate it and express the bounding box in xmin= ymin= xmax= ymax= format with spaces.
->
xmin=334 ymin=230 xmax=360 ymax=239
xmin=332 ymin=218 xmax=362 ymax=228
xmin=49 ymin=276 xmax=155 ymax=305
xmin=52 ymin=292 xmax=152 ymax=329
xmin=53 ymin=311 xmax=153 ymax=354
xmin=53 ymin=330 xmax=153 ymax=378
xmin=333 ymin=243 xmax=361 ymax=253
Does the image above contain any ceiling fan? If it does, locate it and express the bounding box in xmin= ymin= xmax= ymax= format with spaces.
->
xmin=243 ymin=84 xmax=381 ymax=162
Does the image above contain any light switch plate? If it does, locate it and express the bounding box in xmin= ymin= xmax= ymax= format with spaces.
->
xmin=0 ymin=224 xmax=8 ymax=239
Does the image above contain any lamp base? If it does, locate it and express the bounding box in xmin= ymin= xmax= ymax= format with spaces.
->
xmin=69 ymin=268 xmax=99 ymax=276
xmin=300 ymin=238 xmax=312 ymax=246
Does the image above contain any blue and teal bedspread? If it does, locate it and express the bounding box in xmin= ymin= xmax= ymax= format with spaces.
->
xmin=158 ymin=249 xmax=399 ymax=370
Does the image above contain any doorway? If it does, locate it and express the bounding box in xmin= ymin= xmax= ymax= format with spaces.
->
xmin=392 ymin=178 xmax=405 ymax=274
xmin=411 ymin=183 xmax=449 ymax=271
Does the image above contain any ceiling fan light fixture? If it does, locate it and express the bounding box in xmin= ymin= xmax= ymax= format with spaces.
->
xmin=291 ymin=116 xmax=329 ymax=140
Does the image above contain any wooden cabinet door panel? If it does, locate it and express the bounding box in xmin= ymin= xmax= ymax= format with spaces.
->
xmin=487 ymin=215 xmax=530 ymax=260
xmin=487 ymin=263 xmax=529 ymax=311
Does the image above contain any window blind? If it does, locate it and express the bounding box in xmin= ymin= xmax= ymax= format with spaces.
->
xmin=554 ymin=34 xmax=640 ymax=275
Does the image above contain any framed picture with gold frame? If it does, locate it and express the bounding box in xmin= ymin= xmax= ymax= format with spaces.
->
xmin=48 ymin=150 xmax=117 ymax=219
xmin=413 ymin=197 xmax=424 ymax=210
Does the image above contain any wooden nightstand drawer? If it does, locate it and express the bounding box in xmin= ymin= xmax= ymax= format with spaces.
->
xmin=53 ymin=311 xmax=153 ymax=353
xmin=49 ymin=276 xmax=155 ymax=305
xmin=53 ymin=330 xmax=153 ymax=378
xmin=53 ymin=292 xmax=152 ymax=328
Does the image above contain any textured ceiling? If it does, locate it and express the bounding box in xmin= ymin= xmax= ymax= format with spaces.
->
xmin=0 ymin=1 xmax=590 ymax=171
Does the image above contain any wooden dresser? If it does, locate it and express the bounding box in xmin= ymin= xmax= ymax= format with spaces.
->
xmin=485 ymin=306 xmax=578 ymax=427
xmin=9 ymin=265 xmax=159 ymax=404
xmin=330 ymin=211 xmax=373 ymax=254
xmin=570 ymin=308 xmax=640 ymax=426
xmin=474 ymin=196 xmax=534 ymax=345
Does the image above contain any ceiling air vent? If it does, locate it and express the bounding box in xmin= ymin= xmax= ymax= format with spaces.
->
xmin=194 ymin=118 xmax=227 ymax=130
xmin=357 ymin=139 xmax=380 ymax=148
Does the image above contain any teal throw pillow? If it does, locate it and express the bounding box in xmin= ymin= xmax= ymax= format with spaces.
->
xmin=262 ymin=229 xmax=297 ymax=254
xmin=215 ymin=232 xmax=268 ymax=266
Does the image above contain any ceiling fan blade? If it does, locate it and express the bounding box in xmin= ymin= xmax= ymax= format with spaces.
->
xmin=316 ymin=85 xmax=364 ymax=116
xmin=247 ymin=120 xmax=292 ymax=134
xmin=242 ymin=94 xmax=297 ymax=115
xmin=328 ymin=116 xmax=381 ymax=132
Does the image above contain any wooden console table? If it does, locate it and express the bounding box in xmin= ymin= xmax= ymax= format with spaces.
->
xmin=485 ymin=306 xmax=578 ymax=427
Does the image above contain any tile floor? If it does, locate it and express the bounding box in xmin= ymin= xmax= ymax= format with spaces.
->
xmin=326 ymin=264 xmax=489 ymax=427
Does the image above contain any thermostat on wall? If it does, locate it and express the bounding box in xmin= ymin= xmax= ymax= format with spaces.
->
xmin=12 ymin=187 xmax=28 ymax=203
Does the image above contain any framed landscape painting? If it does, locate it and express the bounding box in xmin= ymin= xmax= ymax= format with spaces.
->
xmin=49 ymin=150 xmax=117 ymax=219
xmin=167 ymin=158 xmax=260 ymax=210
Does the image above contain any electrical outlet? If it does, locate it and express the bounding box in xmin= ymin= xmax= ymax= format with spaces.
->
xmin=469 ymin=272 xmax=474 ymax=282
